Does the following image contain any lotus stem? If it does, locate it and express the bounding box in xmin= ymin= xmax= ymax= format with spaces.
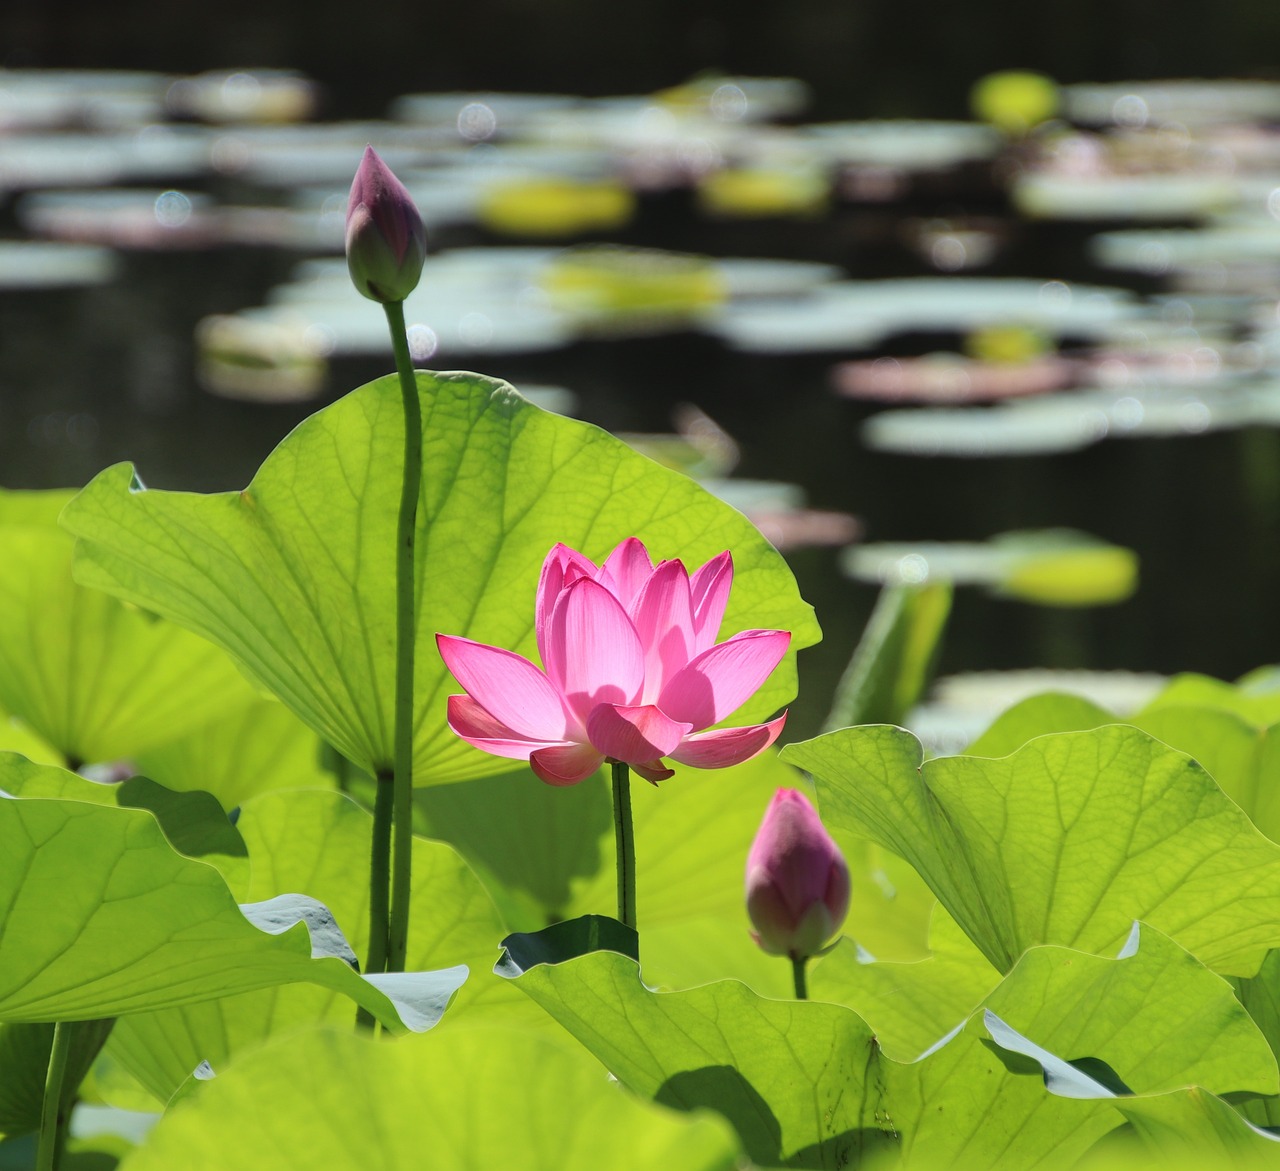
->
xmin=365 ymin=770 xmax=394 ymax=972
xmin=36 ymin=1020 xmax=73 ymax=1171
xmin=792 ymin=956 xmax=809 ymax=1001
xmin=385 ymin=298 xmax=421 ymax=975
xmin=611 ymin=761 xmax=637 ymax=935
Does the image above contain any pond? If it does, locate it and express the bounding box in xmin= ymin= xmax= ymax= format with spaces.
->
xmin=4 ymin=66 xmax=1280 ymax=743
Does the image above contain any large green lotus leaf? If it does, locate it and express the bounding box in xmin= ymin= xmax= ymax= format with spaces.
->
xmin=965 ymin=691 xmax=1116 ymax=756
xmin=62 ymin=372 xmax=819 ymax=783
xmin=0 ymin=513 xmax=256 ymax=766
xmin=418 ymin=748 xmax=883 ymax=994
xmin=0 ymin=716 xmax=60 ymax=765
xmin=982 ymin=924 xmax=1276 ymax=1098
xmin=105 ymin=788 xmax=519 ymax=1102
xmin=415 ymin=764 xmax=613 ymax=930
xmin=507 ymin=918 xmax=1272 ymax=1170
xmin=1143 ymin=671 xmax=1280 ymax=726
xmin=509 ymin=948 xmax=899 ymax=1168
xmin=133 ymin=696 xmax=334 ymax=812
xmin=0 ymin=786 xmax=464 ymax=1030
xmin=969 ymin=693 xmax=1280 ymax=843
xmin=119 ymin=1024 xmax=741 ymax=1171
xmin=1116 ymin=1089 xmax=1280 ymax=1161
xmin=783 ymin=724 xmax=1280 ymax=975
xmin=811 ymin=909 xmax=1001 ymax=1061
xmin=887 ymin=921 xmax=1275 ymax=1167
xmin=979 ymin=990 xmax=1280 ymax=1165
xmin=1233 ymin=950 xmax=1280 ymax=1129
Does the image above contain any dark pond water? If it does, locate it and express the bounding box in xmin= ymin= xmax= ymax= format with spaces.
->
xmin=4 ymin=70 xmax=1280 ymax=743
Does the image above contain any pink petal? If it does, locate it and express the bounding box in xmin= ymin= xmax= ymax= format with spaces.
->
xmin=598 ymin=537 xmax=654 ymax=609
xmin=446 ymin=695 xmax=575 ymax=760
xmin=530 ymin=742 xmax=605 ymax=786
xmin=657 ymin=629 xmax=791 ymax=728
xmin=631 ymin=760 xmax=676 ymax=784
xmin=689 ymin=551 xmax=733 ymax=654
xmin=627 ymin=559 xmax=695 ymax=701
xmin=544 ymin=578 xmax=645 ymax=723
xmin=586 ymin=703 xmax=692 ymax=764
xmin=668 ymin=712 xmax=787 ymax=769
xmin=437 ymin=634 xmax=570 ymax=740
xmin=536 ymin=544 xmax=596 ymax=666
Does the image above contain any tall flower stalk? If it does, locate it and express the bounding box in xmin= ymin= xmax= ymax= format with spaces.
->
xmin=346 ymin=146 xmax=427 ymax=977
xmin=438 ymin=537 xmax=791 ymax=937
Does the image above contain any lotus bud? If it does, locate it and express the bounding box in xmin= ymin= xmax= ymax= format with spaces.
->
xmin=745 ymin=788 xmax=850 ymax=960
xmin=345 ymin=146 xmax=426 ymax=304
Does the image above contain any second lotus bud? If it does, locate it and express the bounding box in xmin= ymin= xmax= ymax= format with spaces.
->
xmin=745 ymin=787 xmax=850 ymax=960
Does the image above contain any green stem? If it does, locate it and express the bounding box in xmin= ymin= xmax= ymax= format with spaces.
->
xmin=611 ymin=762 xmax=637 ymax=933
xmin=792 ymin=955 xmax=809 ymax=1000
xmin=384 ymin=299 xmax=421 ymax=975
xmin=37 ymin=1021 xmax=73 ymax=1171
xmin=365 ymin=772 xmax=393 ymax=975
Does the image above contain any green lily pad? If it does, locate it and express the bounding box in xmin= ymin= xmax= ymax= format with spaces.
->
xmin=811 ymin=909 xmax=1001 ymax=1060
xmin=132 ymin=696 xmax=334 ymax=812
xmin=117 ymin=1024 xmax=742 ymax=1171
xmin=63 ymin=372 xmax=817 ymax=783
xmin=103 ymin=788 xmax=511 ymax=1102
xmin=783 ymin=724 xmax=1280 ymax=975
xmin=0 ymin=781 xmax=465 ymax=1031
xmin=0 ymin=757 xmax=248 ymax=889
xmin=509 ymin=948 xmax=896 ymax=1168
xmin=505 ymin=921 xmax=1272 ymax=1168
xmin=844 ymin=529 xmax=1137 ymax=607
xmin=0 ymin=503 xmax=256 ymax=766
xmin=968 ymin=688 xmax=1280 ymax=844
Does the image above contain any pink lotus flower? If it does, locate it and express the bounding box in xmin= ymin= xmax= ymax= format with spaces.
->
xmin=345 ymin=146 xmax=427 ymax=304
xmin=436 ymin=538 xmax=790 ymax=785
xmin=745 ymin=788 xmax=850 ymax=960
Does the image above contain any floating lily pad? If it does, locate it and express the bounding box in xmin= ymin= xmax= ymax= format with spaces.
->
xmin=907 ymin=669 xmax=1167 ymax=754
xmin=1064 ymin=80 xmax=1280 ymax=127
xmin=20 ymin=189 xmax=220 ymax=249
xmin=0 ymin=241 xmax=117 ymax=289
xmin=164 ymin=68 xmax=319 ymax=124
xmin=0 ymin=69 xmax=169 ymax=132
xmin=800 ymin=120 xmax=1001 ymax=170
xmin=834 ymin=352 xmax=1077 ymax=403
xmin=845 ymin=529 xmax=1138 ymax=607
xmin=713 ymin=278 xmax=1135 ymax=354
xmin=861 ymin=393 xmax=1119 ymax=455
xmin=1014 ymin=172 xmax=1237 ymax=221
xmin=0 ymin=130 xmax=210 ymax=192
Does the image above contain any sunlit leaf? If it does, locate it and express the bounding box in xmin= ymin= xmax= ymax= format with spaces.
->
xmin=104 ymin=788 xmax=513 ymax=1102
xmin=133 ymin=696 xmax=334 ymax=812
xmin=508 ymin=948 xmax=897 ymax=1168
xmin=0 ymin=782 xmax=464 ymax=1031
xmin=968 ymin=690 xmax=1280 ymax=843
xmin=0 ymin=756 xmax=248 ymax=889
xmin=0 ymin=501 xmax=256 ymax=766
xmin=63 ymin=372 xmax=818 ymax=784
xmin=784 ymin=724 xmax=1280 ymax=975
xmin=811 ymin=909 xmax=1001 ymax=1061
xmin=117 ymin=1025 xmax=743 ymax=1171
